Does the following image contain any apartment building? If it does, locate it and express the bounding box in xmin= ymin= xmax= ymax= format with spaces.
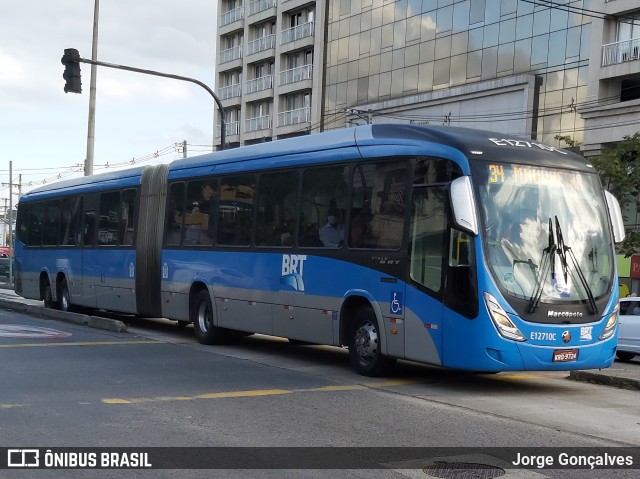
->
xmin=216 ymin=1 xmax=640 ymax=156
xmin=216 ymin=0 xmax=327 ymax=148
xmin=581 ymin=0 xmax=640 ymax=155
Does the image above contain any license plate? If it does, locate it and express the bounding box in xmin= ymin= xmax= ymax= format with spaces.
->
xmin=553 ymin=349 xmax=578 ymax=362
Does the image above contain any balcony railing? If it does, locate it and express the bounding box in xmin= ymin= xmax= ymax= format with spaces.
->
xmin=217 ymin=120 xmax=240 ymax=137
xmin=278 ymin=106 xmax=311 ymax=126
xmin=281 ymin=21 xmax=314 ymax=44
xmin=247 ymin=34 xmax=275 ymax=55
xmin=602 ymin=38 xmax=640 ymax=67
xmin=218 ymin=83 xmax=242 ymax=100
xmin=280 ymin=64 xmax=313 ymax=85
xmin=249 ymin=0 xmax=276 ymax=16
xmin=220 ymin=45 xmax=243 ymax=64
xmin=220 ymin=7 xmax=244 ymax=27
xmin=246 ymin=75 xmax=273 ymax=94
xmin=246 ymin=115 xmax=272 ymax=132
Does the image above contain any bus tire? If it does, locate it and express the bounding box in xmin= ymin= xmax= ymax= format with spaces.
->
xmin=59 ymin=279 xmax=72 ymax=312
xmin=43 ymin=281 xmax=57 ymax=309
xmin=191 ymin=289 xmax=227 ymax=345
xmin=348 ymin=306 xmax=396 ymax=377
xmin=616 ymin=351 xmax=635 ymax=361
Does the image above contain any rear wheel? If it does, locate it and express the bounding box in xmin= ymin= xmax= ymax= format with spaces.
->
xmin=348 ymin=306 xmax=396 ymax=376
xmin=59 ymin=279 xmax=72 ymax=312
xmin=616 ymin=351 xmax=636 ymax=361
xmin=43 ymin=281 xmax=57 ymax=309
xmin=191 ymin=289 xmax=229 ymax=345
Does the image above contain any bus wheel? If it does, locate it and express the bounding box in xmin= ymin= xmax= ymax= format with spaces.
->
xmin=191 ymin=289 xmax=227 ymax=345
xmin=43 ymin=282 xmax=57 ymax=309
xmin=348 ymin=306 xmax=396 ymax=377
xmin=616 ymin=351 xmax=635 ymax=361
xmin=59 ymin=279 xmax=72 ymax=312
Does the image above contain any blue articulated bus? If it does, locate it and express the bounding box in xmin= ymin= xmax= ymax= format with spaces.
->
xmin=14 ymin=125 xmax=626 ymax=376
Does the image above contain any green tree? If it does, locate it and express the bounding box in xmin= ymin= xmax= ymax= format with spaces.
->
xmin=589 ymin=133 xmax=640 ymax=257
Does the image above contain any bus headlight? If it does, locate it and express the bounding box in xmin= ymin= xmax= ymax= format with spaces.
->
xmin=598 ymin=308 xmax=618 ymax=341
xmin=484 ymin=292 xmax=526 ymax=342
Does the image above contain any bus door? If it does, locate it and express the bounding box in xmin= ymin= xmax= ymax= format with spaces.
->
xmin=93 ymin=190 xmax=137 ymax=313
xmin=404 ymin=185 xmax=447 ymax=365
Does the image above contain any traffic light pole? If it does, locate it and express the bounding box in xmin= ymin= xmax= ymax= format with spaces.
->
xmin=75 ymin=56 xmax=226 ymax=151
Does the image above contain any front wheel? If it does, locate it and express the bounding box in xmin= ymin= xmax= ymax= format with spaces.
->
xmin=191 ymin=289 xmax=228 ymax=345
xmin=348 ymin=306 xmax=396 ymax=377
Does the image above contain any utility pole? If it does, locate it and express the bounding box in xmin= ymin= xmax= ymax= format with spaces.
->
xmin=85 ymin=0 xmax=100 ymax=176
xmin=9 ymin=161 xmax=13 ymax=285
xmin=183 ymin=140 xmax=187 ymax=159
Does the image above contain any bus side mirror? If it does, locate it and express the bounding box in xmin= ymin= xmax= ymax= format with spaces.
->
xmin=604 ymin=190 xmax=625 ymax=243
xmin=450 ymin=176 xmax=478 ymax=236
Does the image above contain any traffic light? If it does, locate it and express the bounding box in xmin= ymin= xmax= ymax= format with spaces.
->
xmin=61 ymin=48 xmax=82 ymax=94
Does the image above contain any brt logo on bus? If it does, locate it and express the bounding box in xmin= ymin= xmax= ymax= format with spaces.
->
xmin=281 ymin=255 xmax=307 ymax=292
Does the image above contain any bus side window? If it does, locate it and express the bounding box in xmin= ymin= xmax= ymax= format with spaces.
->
xmin=256 ymin=171 xmax=298 ymax=247
xmin=217 ymin=175 xmax=255 ymax=246
xmin=300 ymin=165 xmax=349 ymax=248
xmin=83 ymin=211 xmax=97 ymax=246
xmin=121 ymin=189 xmax=136 ymax=246
xmin=28 ymin=203 xmax=44 ymax=246
xmin=349 ymin=160 xmax=408 ymax=249
xmin=16 ymin=203 xmax=30 ymax=245
xmin=98 ymin=192 xmax=120 ymax=246
xmin=166 ymin=183 xmax=185 ymax=246
xmin=42 ymin=200 xmax=61 ymax=246
xmin=59 ymin=196 xmax=84 ymax=247
xmin=183 ymin=180 xmax=216 ymax=246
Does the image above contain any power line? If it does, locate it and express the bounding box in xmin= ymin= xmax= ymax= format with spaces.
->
xmin=521 ymin=0 xmax=639 ymax=24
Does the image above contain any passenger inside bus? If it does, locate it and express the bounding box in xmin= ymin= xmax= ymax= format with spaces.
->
xmin=349 ymin=208 xmax=373 ymax=248
xmin=319 ymin=207 xmax=344 ymax=248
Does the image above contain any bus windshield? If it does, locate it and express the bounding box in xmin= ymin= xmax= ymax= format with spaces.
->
xmin=471 ymin=161 xmax=614 ymax=305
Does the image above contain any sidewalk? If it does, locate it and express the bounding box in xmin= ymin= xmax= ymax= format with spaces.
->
xmin=1 ymin=280 xmax=639 ymax=389
xmin=569 ymin=360 xmax=640 ymax=391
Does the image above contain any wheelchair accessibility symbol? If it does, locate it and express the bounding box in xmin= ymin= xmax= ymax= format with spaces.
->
xmin=390 ymin=292 xmax=403 ymax=315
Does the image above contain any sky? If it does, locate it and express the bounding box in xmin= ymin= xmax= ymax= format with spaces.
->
xmin=0 ymin=0 xmax=218 ymax=202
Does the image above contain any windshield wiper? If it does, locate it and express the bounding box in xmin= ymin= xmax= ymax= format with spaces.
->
xmin=555 ymin=216 xmax=598 ymax=315
xmin=529 ymin=218 xmax=556 ymax=313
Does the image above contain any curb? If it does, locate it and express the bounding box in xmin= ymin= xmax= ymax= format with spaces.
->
xmin=568 ymin=370 xmax=640 ymax=391
xmin=0 ymin=298 xmax=127 ymax=334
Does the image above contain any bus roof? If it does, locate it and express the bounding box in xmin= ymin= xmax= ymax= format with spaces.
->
xmin=170 ymin=124 xmax=591 ymax=174
xmin=22 ymin=166 xmax=147 ymax=200
xmin=21 ymin=125 xmax=592 ymax=201
xmin=360 ymin=124 xmax=591 ymax=171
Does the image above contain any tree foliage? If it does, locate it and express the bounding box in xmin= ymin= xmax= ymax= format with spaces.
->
xmin=588 ymin=133 xmax=640 ymax=257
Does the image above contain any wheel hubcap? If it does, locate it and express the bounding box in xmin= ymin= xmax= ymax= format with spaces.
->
xmin=197 ymin=302 xmax=212 ymax=333
xmin=354 ymin=320 xmax=378 ymax=364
